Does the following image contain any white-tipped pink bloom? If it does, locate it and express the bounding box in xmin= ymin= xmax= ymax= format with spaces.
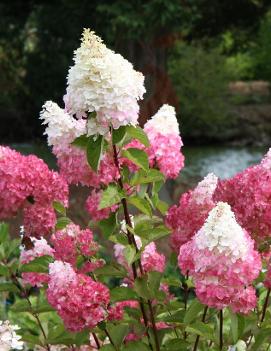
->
xmin=166 ymin=173 xmax=218 ymax=252
xmin=47 ymin=261 xmax=110 ymax=332
xmin=178 ymin=202 xmax=261 ymax=313
xmin=144 ymin=104 xmax=184 ymax=179
xmin=65 ymin=29 xmax=145 ymax=133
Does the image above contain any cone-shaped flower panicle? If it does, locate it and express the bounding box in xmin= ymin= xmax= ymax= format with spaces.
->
xmin=144 ymin=104 xmax=184 ymax=179
xmin=65 ymin=28 xmax=145 ymax=133
xmin=178 ymin=202 xmax=261 ymax=312
xmin=166 ymin=173 xmax=218 ymax=252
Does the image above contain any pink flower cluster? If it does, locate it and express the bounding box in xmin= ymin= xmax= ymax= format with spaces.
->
xmin=144 ymin=104 xmax=184 ymax=179
xmin=121 ymin=104 xmax=184 ymax=179
xmin=85 ymin=189 xmax=119 ymax=221
xmin=53 ymin=145 xmax=119 ymax=188
xmin=178 ymin=202 xmax=261 ymax=313
xmin=51 ymin=223 xmax=104 ymax=272
xmin=141 ymin=242 xmax=166 ymax=273
xmin=214 ymin=149 xmax=271 ymax=248
xmin=0 ymin=146 xmax=68 ymax=236
xmin=47 ymin=261 xmax=110 ymax=331
xmin=166 ymin=173 xmax=218 ymax=252
xmin=108 ymin=300 xmax=138 ymax=321
xmin=20 ymin=237 xmax=54 ymax=287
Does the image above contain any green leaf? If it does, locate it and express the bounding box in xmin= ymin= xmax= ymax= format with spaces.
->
xmin=107 ymin=323 xmax=129 ymax=348
xmin=229 ymin=310 xmax=238 ymax=344
xmin=71 ymin=135 xmax=89 ymax=148
xmin=0 ymin=282 xmax=20 ymax=293
xmin=0 ymin=263 xmax=9 ymax=276
xmin=185 ymin=322 xmax=215 ymax=341
xmin=136 ymin=225 xmax=170 ymax=245
xmin=157 ymin=310 xmax=185 ymax=323
xmin=152 ymin=194 xmax=168 ymax=214
xmin=128 ymin=196 xmax=152 ymax=217
xmin=87 ymin=135 xmax=104 ymax=172
xmin=109 ymin=233 xmax=129 ymax=246
xmin=98 ymin=213 xmax=117 ymax=238
xmin=100 ymin=346 xmax=115 ymax=351
xmin=94 ymin=263 xmax=127 ymax=278
xmin=184 ymin=299 xmax=204 ymax=324
xmin=122 ymin=148 xmax=149 ymax=171
xmin=20 ymin=255 xmax=54 ymax=273
xmin=251 ymin=328 xmax=271 ymax=351
xmin=99 ymin=184 xmax=123 ymax=210
xmin=131 ymin=169 xmax=165 ymax=186
xmin=148 ymin=271 xmax=162 ymax=293
xmin=110 ymin=287 xmax=138 ymax=303
xmin=126 ymin=126 xmax=150 ymax=147
xmin=20 ymin=333 xmax=43 ymax=345
xmin=0 ymin=222 xmax=9 ymax=243
xmin=55 ymin=216 xmax=71 ymax=230
xmin=112 ymin=126 xmax=127 ymax=145
xmin=52 ymin=201 xmax=66 ymax=216
xmin=122 ymin=340 xmax=150 ymax=350
xmin=134 ymin=276 xmax=152 ymax=300
xmin=123 ymin=245 xmax=137 ymax=265
xmin=152 ymin=181 xmax=164 ymax=195
xmin=162 ymin=338 xmax=189 ymax=350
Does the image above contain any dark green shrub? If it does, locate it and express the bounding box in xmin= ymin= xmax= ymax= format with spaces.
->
xmin=253 ymin=10 xmax=271 ymax=81
xmin=168 ymin=42 xmax=232 ymax=141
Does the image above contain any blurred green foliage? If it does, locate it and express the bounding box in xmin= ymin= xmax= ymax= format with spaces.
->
xmin=168 ymin=43 xmax=232 ymax=141
xmin=253 ymin=9 xmax=271 ymax=81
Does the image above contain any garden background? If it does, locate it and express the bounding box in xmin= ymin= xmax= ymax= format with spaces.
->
xmin=1 ymin=0 xmax=271 ymax=231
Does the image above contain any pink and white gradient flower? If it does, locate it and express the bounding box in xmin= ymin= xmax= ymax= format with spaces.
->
xmin=144 ymin=104 xmax=184 ymax=179
xmin=20 ymin=237 xmax=54 ymax=287
xmin=47 ymin=261 xmax=110 ymax=332
xmin=166 ymin=173 xmax=218 ymax=252
xmin=178 ymin=202 xmax=261 ymax=312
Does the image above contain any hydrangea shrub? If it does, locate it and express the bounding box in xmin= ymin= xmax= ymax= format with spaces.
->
xmin=1 ymin=29 xmax=271 ymax=351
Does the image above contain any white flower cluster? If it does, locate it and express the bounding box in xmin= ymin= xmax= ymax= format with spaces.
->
xmin=48 ymin=261 xmax=76 ymax=288
xmin=195 ymin=202 xmax=248 ymax=260
xmin=144 ymin=104 xmax=180 ymax=136
xmin=192 ymin=173 xmax=218 ymax=205
xmin=40 ymin=101 xmax=86 ymax=146
xmin=65 ymin=29 xmax=145 ymax=133
xmin=0 ymin=321 xmax=23 ymax=351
